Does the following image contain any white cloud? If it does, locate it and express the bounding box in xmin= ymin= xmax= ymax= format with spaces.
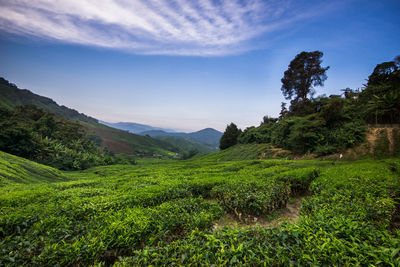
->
xmin=0 ymin=0 xmax=333 ymax=56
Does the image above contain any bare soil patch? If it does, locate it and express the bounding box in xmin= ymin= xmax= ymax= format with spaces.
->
xmin=212 ymin=196 xmax=303 ymax=230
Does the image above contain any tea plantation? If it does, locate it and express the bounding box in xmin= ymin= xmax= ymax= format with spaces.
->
xmin=1 ymin=150 xmax=400 ymax=266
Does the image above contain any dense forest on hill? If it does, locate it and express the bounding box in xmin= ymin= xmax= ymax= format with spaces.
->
xmin=220 ymin=53 xmax=400 ymax=155
xmin=0 ymin=105 xmax=135 ymax=170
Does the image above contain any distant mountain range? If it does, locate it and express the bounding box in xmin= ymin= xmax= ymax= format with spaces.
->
xmin=99 ymin=121 xmax=176 ymax=134
xmin=100 ymin=121 xmax=222 ymax=152
xmin=140 ymin=128 xmax=223 ymax=148
xmin=0 ymin=77 xmax=221 ymax=156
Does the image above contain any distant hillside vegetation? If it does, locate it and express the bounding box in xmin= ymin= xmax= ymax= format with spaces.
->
xmin=84 ymin=122 xmax=179 ymax=156
xmin=0 ymin=77 xmax=182 ymax=157
xmin=0 ymin=150 xmax=68 ymax=186
xmin=157 ymin=136 xmax=217 ymax=153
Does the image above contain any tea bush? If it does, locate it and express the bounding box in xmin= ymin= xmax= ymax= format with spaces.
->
xmin=0 ymin=153 xmax=399 ymax=266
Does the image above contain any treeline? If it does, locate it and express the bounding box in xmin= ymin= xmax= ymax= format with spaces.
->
xmin=0 ymin=105 xmax=135 ymax=170
xmin=220 ymin=53 xmax=400 ymax=155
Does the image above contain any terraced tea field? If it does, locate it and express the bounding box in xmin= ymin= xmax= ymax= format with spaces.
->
xmin=1 ymin=150 xmax=400 ymax=265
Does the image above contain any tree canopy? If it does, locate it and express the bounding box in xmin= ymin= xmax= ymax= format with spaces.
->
xmin=219 ymin=123 xmax=241 ymax=150
xmin=281 ymin=51 xmax=329 ymax=103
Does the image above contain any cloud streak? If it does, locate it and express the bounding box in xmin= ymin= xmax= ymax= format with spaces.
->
xmin=0 ymin=0 xmax=333 ymax=56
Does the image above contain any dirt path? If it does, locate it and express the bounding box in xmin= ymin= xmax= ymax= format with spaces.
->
xmin=212 ymin=196 xmax=303 ymax=230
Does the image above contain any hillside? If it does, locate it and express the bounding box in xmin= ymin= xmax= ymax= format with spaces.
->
xmin=157 ymin=136 xmax=217 ymax=153
xmin=141 ymin=127 xmax=223 ymax=148
xmin=339 ymin=126 xmax=400 ymax=160
xmin=197 ymin=143 xmax=292 ymax=161
xmin=0 ymin=78 xmax=97 ymax=123
xmin=0 ymin=150 xmax=68 ymax=186
xmin=0 ymin=77 xmax=180 ymax=157
xmin=83 ymin=122 xmax=178 ymax=156
xmin=1 ymin=155 xmax=399 ymax=265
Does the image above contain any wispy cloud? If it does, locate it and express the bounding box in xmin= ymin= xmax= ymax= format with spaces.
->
xmin=0 ymin=0 xmax=335 ymax=56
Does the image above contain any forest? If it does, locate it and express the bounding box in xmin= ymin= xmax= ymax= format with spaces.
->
xmin=220 ymin=52 xmax=400 ymax=155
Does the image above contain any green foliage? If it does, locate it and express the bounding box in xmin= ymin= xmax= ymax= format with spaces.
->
xmin=120 ymin=159 xmax=400 ymax=266
xmin=358 ymin=59 xmax=400 ymax=124
xmin=393 ymin=129 xmax=400 ymax=157
xmin=374 ymin=129 xmax=391 ymax=159
xmin=281 ymin=51 xmax=329 ymax=103
xmin=286 ymin=115 xmax=325 ymax=154
xmin=180 ymin=148 xmax=199 ymax=160
xmin=211 ymin=179 xmax=290 ymax=217
xmin=157 ymin=136 xmax=216 ymax=155
xmin=219 ymin=123 xmax=241 ymax=150
xmin=199 ymin=143 xmax=279 ymax=161
xmin=0 ymin=154 xmax=399 ymax=266
xmin=0 ymin=105 xmax=132 ymax=170
xmin=238 ymin=94 xmax=367 ymax=155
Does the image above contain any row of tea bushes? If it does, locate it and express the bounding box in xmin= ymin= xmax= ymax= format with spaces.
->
xmin=2 ymin=155 xmax=399 ymax=265
xmin=211 ymin=180 xmax=290 ymax=217
xmin=118 ymin=159 xmax=400 ymax=266
xmin=2 ymin=197 xmax=224 ymax=266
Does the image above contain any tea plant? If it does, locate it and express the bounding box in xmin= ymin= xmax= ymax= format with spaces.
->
xmin=0 ymin=150 xmax=399 ymax=266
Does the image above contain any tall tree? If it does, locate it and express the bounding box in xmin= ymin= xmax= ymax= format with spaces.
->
xmin=281 ymin=51 xmax=329 ymax=103
xmin=219 ymin=123 xmax=241 ymax=150
xmin=362 ymin=58 xmax=400 ymax=123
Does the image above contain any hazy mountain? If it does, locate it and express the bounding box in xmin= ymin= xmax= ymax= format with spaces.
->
xmin=140 ymin=128 xmax=223 ymax=148
xmin=100 ymin=121 xmax=176 ymax=134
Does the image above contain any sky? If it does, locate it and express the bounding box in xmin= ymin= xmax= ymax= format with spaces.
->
xmin=0 ymin=0 xmax=399 ymax=132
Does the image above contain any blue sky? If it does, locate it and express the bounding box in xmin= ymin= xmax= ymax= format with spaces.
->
xmin=0 ymin=0 xmax=399 ymax=132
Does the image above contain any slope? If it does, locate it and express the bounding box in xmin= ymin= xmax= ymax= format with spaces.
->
xmin=197 ymin=143 xmax=292 ymax=161
xmin=0 ymin=77 xmax=180 ymax=157
xmin=0 ymin=78 xmax=96 ymax=123
xmin=157 ymin=136 xmax=217 ymax=153
xmin=83 ymin=122 xmax=178 ymax=156
xmin=0 ymin=150 xmax=68 ymax=186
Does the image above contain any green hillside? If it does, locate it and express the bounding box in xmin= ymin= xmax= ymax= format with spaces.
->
xmin=157 ymin=136 xmax=217 ymax=153
xmin=83 ymin=122 xmax=178 ymax=156
xmin=1 ymin=155 xmax=399 ymax=265
xmin=0 ymin=77 xmax=180 ymax=157
xmin=141 ymin=127 xmax=222 ymax=148
xmin=197 ymin=143 xmax=292 ymax=161
xmin=0 ymin=150 xmax=68 ymax=186
xmin=0 ymin=78 xmax=97 ymax=123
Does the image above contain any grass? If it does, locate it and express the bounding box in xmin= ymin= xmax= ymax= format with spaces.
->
xmin=0 ymin=150 xmax=399 ymax=266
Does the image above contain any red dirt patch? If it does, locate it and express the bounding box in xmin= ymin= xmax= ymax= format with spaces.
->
xmin=102 ymin=139 xmax=134 ymax=154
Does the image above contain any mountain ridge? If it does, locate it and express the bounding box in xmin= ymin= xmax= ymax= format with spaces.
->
xmin=140 ymin=128 xmax=222 ymax=148
xmin=100 ymin=120 xmax=176 ymax=134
